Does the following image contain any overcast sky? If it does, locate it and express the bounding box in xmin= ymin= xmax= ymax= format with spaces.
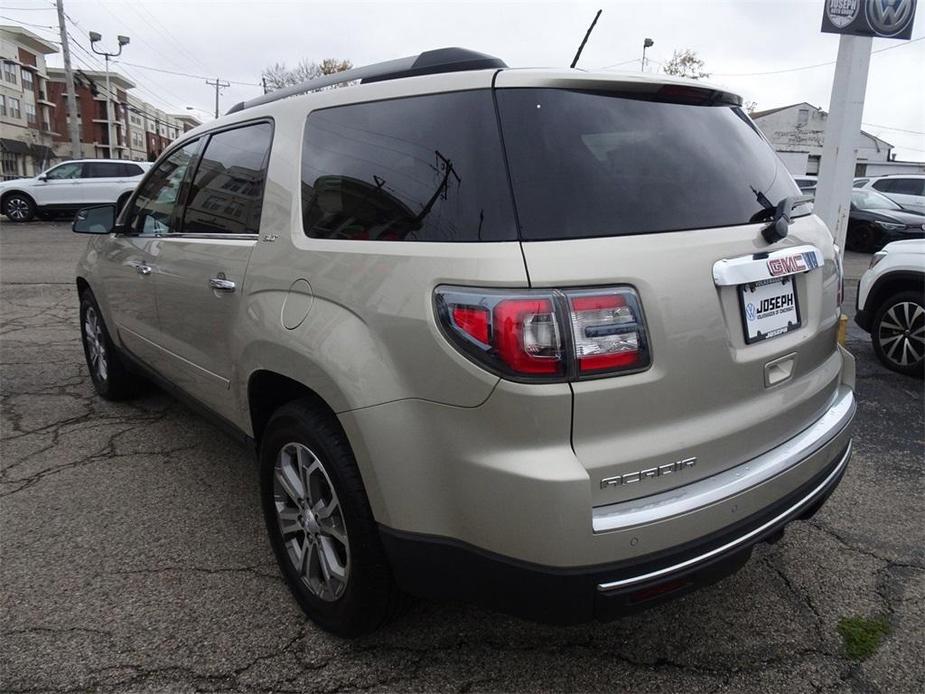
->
xmin=4 ymin=0 xmax=924 ymax=159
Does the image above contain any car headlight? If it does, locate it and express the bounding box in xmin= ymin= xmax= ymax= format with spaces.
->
xmin=874 ymin=220 xmax=907 ymax=231
xmin=869 ymin=251 xmax=887 ymax=269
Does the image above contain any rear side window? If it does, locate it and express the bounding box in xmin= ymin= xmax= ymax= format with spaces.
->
xmin=873 ymin=178 xmax=924 ymax=196
xmin=182 ymin=121 xmax=273 ymax=235
xmin=496 ymin=89 xmax=800 ymax=240
xmin=122 ymin=163 xmax=144 ymax=176
xmin=300 ymin=91 xmax=516 ymax=242
xmin=84 ymin=162 xmax=126 ymax=178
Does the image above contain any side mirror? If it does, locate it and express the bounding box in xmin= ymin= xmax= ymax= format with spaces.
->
xmin=73 ymin=204 xmax=116 ymax=234
xmin=37 ymin=175 xmax=47 ymax=182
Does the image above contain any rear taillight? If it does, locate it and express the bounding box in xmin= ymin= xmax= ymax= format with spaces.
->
xmin=435 ymin=285 xmax=649 ymax=382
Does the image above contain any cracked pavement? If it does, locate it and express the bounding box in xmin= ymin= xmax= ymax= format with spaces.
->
xmin=1 ymin=221 xmax=923 ymax=693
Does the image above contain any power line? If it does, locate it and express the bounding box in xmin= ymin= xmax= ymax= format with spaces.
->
xmin=0 ymin=14 xmax=54 ymax=28
xmin=111 ymin=59 xmax=260 ymax=87
xmin=862 ymin=122 xmax=925 ymax=136
xmin=713 ymin=36 xmax=925 ymax=77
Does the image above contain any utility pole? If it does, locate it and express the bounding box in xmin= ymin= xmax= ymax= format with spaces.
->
xmin=206 ymin=78 xmax=230 ymax=118
xmin=90 ymin=32 xmax=130 ymax=159
xmin=55 ymin=0 xmax=81 ymax=159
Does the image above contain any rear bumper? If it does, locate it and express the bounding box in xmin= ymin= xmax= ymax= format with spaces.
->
xmin=381 ymin=439 xmax=852 ymax=624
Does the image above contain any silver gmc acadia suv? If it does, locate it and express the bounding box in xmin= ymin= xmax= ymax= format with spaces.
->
xmin=73 ymin=48 xmax=856 ymax=636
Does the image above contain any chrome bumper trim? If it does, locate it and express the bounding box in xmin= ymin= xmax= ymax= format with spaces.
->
xmin=597 ymin=440 xmax=851 ymax=593
xmin=592 ymin=386 xmax=855 ymax=534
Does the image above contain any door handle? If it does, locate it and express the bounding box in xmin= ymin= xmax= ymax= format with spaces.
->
xmin=209 ymin=276 xmax=236 ymax=293
xmin=135 ymin=264 xmax=152 ymax=275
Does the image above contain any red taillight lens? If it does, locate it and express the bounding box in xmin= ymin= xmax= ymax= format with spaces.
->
xmin=451 ymin=305 xmax=491 ymax=344
xmin=494 ymin=298 xmax=561 ymax=374
xmin=435 ymin=285 xmax=649 ymax=382
xmin=567 ymin=289 xmax=648 ymax=375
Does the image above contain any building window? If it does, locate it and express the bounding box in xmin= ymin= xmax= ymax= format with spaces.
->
xmin=0 ymin=95 xmax=6 ymax=117
xmin=21 ymin=68 xmax=33 ymax=91
xmin=3 ymin=62 xmax=17 ymax=85
xmin=8 ymin=97 xmax=21 ymax=119
xmin=2 ymin=151 xmax=21 ymax=180
xmin=797 ymin=108 xmax=809 ymax=126
xmin=25 ymin=103 xmax=36 ymax=125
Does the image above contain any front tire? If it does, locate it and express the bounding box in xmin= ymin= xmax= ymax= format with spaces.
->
xmin=79 ymin=291 xmax=142 ymax=399
xmin=260 ymin=400 xmax=401 ymax=637
xmin=3 ymin=193 xmax=35 ymax=223
xmin=871 ymin=291 xmax=924 ymax=378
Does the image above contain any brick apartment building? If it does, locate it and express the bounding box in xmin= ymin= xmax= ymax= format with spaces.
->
xmin=1 ymin=24 xmax=200 ymax=180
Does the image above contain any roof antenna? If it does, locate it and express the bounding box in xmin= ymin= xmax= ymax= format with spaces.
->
xmin=570 ymin=9 xmax=602 ymax=69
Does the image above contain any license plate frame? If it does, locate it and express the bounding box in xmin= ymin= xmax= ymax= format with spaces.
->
xmin=738 ymin=276 xmax=802 ymax=344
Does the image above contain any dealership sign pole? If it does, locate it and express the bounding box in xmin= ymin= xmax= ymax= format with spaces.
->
xmin=814 ymin=0 xmax=917 ymax=259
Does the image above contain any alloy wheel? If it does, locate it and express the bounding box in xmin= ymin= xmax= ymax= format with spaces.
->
xmin=878 ymin=301 xmax=924 ymax=369
xmin=6 ymin=198 xmax=30 ymax=221
xmin=273 ymin=442 xmax=350 ymax=601
xmin=83 ymin=306 xmax=109 ymax=382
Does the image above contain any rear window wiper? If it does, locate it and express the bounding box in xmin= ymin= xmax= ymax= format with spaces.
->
xmin=749 ymin=192 xmax=813 ymax=243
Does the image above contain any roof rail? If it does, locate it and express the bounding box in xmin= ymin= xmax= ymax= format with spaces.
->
xmin=226 ymin=47 xmax=506 ymax=115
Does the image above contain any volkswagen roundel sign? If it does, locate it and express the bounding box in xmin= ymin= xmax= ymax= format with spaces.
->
xmin=822 ymin=0 xmax=917 ymax=39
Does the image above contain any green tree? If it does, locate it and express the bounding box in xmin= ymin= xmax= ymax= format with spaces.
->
xmin=261 ymin=58 xmax=353 ymax=92
xmin=661 ymin=49 xmax=710 ymax=80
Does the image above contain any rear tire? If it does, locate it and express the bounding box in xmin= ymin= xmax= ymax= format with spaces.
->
xmin=3 ymin=193 xmax=35 ymax=223
xmin=259 ymin=400 xmax=403 ymax=637
xmin=871 ymin=291 xmax=924 ymax=378
xmin=79 ymin=291 xmax=143 ymax=400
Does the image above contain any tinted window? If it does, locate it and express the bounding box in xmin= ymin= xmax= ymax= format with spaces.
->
xmin=497 ymin=89 xmax=801 ymax=240
xmin=301 ymin=91 xmax=516 ymax=242
xmin=122 ymin=163 xmax=144 ymax=177
xmin=182 ymin=122 xmax=273 ymax=235
xmin=44 ymin=162 xmax=82 ymax=180
xmin=85 ymin=162 xmax=126 ymax=178
xmin=124 ymin=140 xmax=200 ymax=235
xmin=873 ymin=178 xmax=924 ymax=196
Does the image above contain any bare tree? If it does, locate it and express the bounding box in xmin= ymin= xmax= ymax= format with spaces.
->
xmin=745 ymin=100 xmax=758 ymax=115
xmin=661 ymin=49 xmax=710 ymax=80
xmin=261 ymin=58 xmax=353 ymax=92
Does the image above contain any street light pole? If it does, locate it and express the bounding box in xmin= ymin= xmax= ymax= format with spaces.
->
xmin=641 ymin=38 xmax=654 ymax=72
xmin=89 ymin=32 xmax=130 ymax=159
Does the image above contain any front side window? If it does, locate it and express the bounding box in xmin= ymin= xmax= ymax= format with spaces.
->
xmin=301 ymin=91 xmax=516 ymax=242
xmin=181 ymin=121 xmax=273 ymax=235
xmin=44 ymin=162 xmax=82 ymax=180
xmin=124 ymin=140 xmax=200 ymax=235
xmin=497 ymin=88 xmax=800 ymax=240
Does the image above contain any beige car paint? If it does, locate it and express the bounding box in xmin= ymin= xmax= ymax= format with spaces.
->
xmin=76 ymin=66 xmax=856 ymax=571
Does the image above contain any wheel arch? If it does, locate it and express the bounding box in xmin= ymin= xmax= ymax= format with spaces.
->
xmin=1 ymin=189 xmax=36 ymax=208
xmin=247 ymin=369 xmax=342 ymax=445
xmin=867 ymin=271 xmax=925 ymax=314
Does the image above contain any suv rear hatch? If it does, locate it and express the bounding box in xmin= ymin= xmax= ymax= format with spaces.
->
xmin=494 ymin=72 xmax=843 ymax=506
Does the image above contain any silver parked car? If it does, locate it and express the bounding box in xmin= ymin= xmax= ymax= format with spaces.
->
xmin=73 ymin=48 xmax=856 ymax=636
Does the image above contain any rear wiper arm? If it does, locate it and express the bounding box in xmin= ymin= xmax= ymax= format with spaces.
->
xmin=749 ymin=192 xmax=812 ymax=243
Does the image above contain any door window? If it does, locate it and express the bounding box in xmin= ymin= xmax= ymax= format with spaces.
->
xmin=123 ymin=140 xmax=200 ymax=235
xmin=85 ymin=161 xmax=127 ymax=178
xmin=181 ymin=121 xmax=273 ymax=235
xmin=873 ymin=178 xmax=925 ymax=196
xmin=44 ymin=162 xmax=82 ymax=180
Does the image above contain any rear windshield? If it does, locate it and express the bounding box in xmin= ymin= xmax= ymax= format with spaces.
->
xmin=496 ymin=88 xmax=800 ymax=241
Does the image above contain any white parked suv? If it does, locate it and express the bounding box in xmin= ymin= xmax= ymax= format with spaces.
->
xmin=857 ymin=174 xmax=925 ymax=215
xmin=0 ymin=159 xmax=150 ymax=223
xmin=856 ymin=239 xmax=925 ymax=377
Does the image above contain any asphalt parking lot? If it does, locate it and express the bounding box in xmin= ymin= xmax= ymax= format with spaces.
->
xmin=1 ymin=220 xmax=922 ymax=693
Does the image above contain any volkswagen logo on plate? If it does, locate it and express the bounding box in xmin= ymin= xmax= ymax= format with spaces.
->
xmin=866 ymin=0 xmax=915 ymax=36
xmin=746 ymin=303 xmax=757 ymax=321
xmin=826 ymin=0 xmax=861 ymax=27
